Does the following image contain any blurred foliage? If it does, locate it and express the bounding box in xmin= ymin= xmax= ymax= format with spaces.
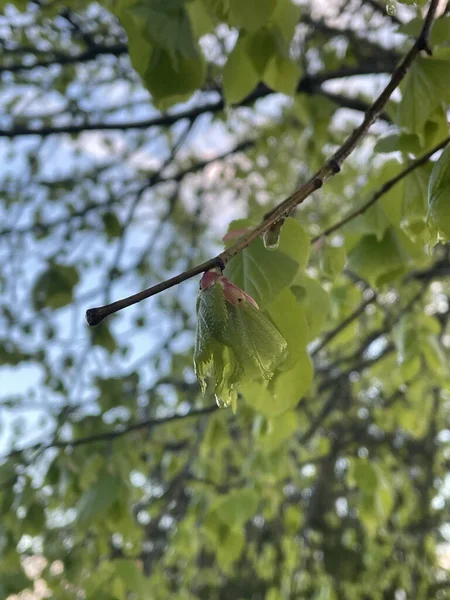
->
xmin=0 ymin=0 xmax=450 ymax=599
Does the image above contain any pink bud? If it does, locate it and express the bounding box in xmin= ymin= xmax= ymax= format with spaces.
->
xmin=222 ymin=227 xmax=251 ymax=242
xmin=200 ymin=271 xmax=259 ymax=309
xmin=220 ymin=276 xmax=259 ymax=309
xmin=200 ymin=271 xmax=219 ymax=290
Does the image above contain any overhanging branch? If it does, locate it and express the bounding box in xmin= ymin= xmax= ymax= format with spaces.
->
xmin=86 ymin=0 xmax=440 ymax=327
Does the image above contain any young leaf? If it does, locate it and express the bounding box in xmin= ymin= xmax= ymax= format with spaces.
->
xmin=144 ymin=47 xmax=206 ymax=107
xmin=223 ymin=34 xmax=259 ymax=105
xmin=319 ymin=239 xmax=347 ymax=280
xmin=76 ymin=471 xmax=120 ymax=529
xmin=401 ymin=163 xmax=432 ymax=241
xmin=225 ymin=238 xmax=299 ymax=307
xmin=269 ymin=353 xmax=313 ymax=413
xmin=228 ymin=0 xmax=277 ymax=31
xmin=263 ymin=53 xmax=301 ymax=96
xmin=427 ymin=143 xmax=450 ymax=240
xmin=271 ymin=0 xmax=302 ymax=42
xmin=347 ymin=227 xmax=409 ymax=287
xmin=246 ymin=28 xmax=277 ymax=76
xmin=194 ymin=273 xmax=287 ymax=408
xmin=266 ymin=288 xmax=308 ymax=370
xmin=291 ymin=274 xmax=330 ymax=341
xmin=33 ymin=264 xmax=79 ymax=310
xmin=398 ymin=57 xmax=450 ymax=134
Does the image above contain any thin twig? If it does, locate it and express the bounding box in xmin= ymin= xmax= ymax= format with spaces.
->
xmin=0 ymin=65 xmax=395 ymax=139
xmin=312 ymin=135 xmax=450 ymax=243
xmin=0 ymin=139 xmax=255 ymax=238
xmin=311 ymin=291 xmax=377 ymax=356
xmin=2 ymin=405 xmax=218 ymax=461
xmin=86 ymin=0 xmax=439 ymax=327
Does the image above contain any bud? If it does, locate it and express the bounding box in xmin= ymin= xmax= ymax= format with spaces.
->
xmin=194 ymin=271 xmax=287 ymax=409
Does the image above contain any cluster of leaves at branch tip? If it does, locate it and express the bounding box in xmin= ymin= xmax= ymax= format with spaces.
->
xmin=428 ymin=143 xmax=450 ymax=241
xmin=194 ymin=270 xmax=287 ymax=411
xmin=194 ymin=217 xmax=314 ymax=413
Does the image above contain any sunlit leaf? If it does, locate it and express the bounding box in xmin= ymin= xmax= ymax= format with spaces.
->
xmin=225 ymin=238 xmax=299 ymax=307
xmin=428 ymin=143 xmax=450 ymax=240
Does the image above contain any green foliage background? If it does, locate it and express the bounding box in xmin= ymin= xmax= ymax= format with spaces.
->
xmin=1 ymin=0 xmax=450 ymax=598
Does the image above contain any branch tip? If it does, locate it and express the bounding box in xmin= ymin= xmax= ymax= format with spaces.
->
xmin=86 ymin=308 xmax=106 ymax=327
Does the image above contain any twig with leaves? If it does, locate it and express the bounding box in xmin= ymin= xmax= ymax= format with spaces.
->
xmin=86 ymin=0 xmax=440 ymax=327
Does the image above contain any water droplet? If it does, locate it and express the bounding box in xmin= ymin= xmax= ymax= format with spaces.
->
xmin=263 ymin=229 xmax=280 ymax=250
xmin=386 ymin=1 xmax=396 ymax=16
xmin=215 ymin=394 xmax=227 ymax=408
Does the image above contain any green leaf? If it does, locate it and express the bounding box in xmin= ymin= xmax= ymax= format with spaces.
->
xmin=223 ymin=34 xmax=259 ymax=105
xmin=422 ymin=105 xmax=450 ymax=152
xmin=102 ymin=212 xmax=122 ymax=240
xmin=347 ymin=227 xmax=408 ymax=287
xmin=398 ymin=57 xmax=450 ymax=134
xmin=208 ymin=488 xmax=259 ymax=526
xmin=144 ymin=47 xmax=206 ymax=107
xmin=194 ymin=282 xmax=241 ymax=405
xmin=428 ymin=143 xmax=450 ymax=240
xmin=246 ymin=28 xmax=278 ymax=75
xmin=228 ymin=0 xmax=277 ymax=31
xmin=291 ymin=274 xmax=330 ymax=341
xmin=373 ymin=465 xmax=395 ymax=522
xmin=343 ymin=202 xmax=390 ymax=242
xmin=33 ymin=264 xmax=79 ymax=310
xmin=276 ymin=217 xmax=310 ymax=269
xmin=76 ymin=471 xmax=121 ymax=529
xmin=225 ymin=300 xmax=288 ymax=380
xmin=270 ymin=0 xmax=301 ymax=42
xmin=194 ymin=280 xmax=287 ymax=407
xmin=259 ymin=410 xmax=299 ymax=451
xmin=266 ymin=288 xmax=308 ymax=370
xmin=225 ymin=238 xmax=299 ymax=308
xmin=393 ymin=315 xmax=420 ymax=365
xmin=131 ymin=1 xmax=197 ymax=61
xmin=398 ymin=15 xmax=450 ymax=47
xmin=241 ymin=380 xmax=279 ymax=417
xmin=269 ymin=352 xmax=313 ymax=412
xmin=263 ymin=53 xmax=301 ymax=96
xmin=187 ymin=0 xmax=215 ymax=37
xmin=348 ymin=459 xmax=378 ymax=495
xmin=113 ymin=560 xmax=148 ymax=598
xmin=374 ymin=132 xmax=422 ymax=155
xmin=216 ymin=526 xmax=245 ymax=568
xmin=422 ymin=335 xmax=448 ymax=377
xmin=401 ymin=163 xmax=432 ymax=241
xmin=92 ymin=324 xmax=117 ymax=354
xmin=319 ymin=239 xmax=347 ymax=280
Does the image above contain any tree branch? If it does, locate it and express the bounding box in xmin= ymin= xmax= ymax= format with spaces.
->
xmin=0 ymin=65 xmax=394 ymax=139
xmin=0 ymin=139 xmax=255 ymax=237
xmin=0 ymin=42 xmax=128 ymax=73
xmin=311 ymin=291 xmax=377 ymax=357
xmin=2 ymin=405 xmax=218 ymax=460
xmin=86 ymin=0 xmax=439 ymax=327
